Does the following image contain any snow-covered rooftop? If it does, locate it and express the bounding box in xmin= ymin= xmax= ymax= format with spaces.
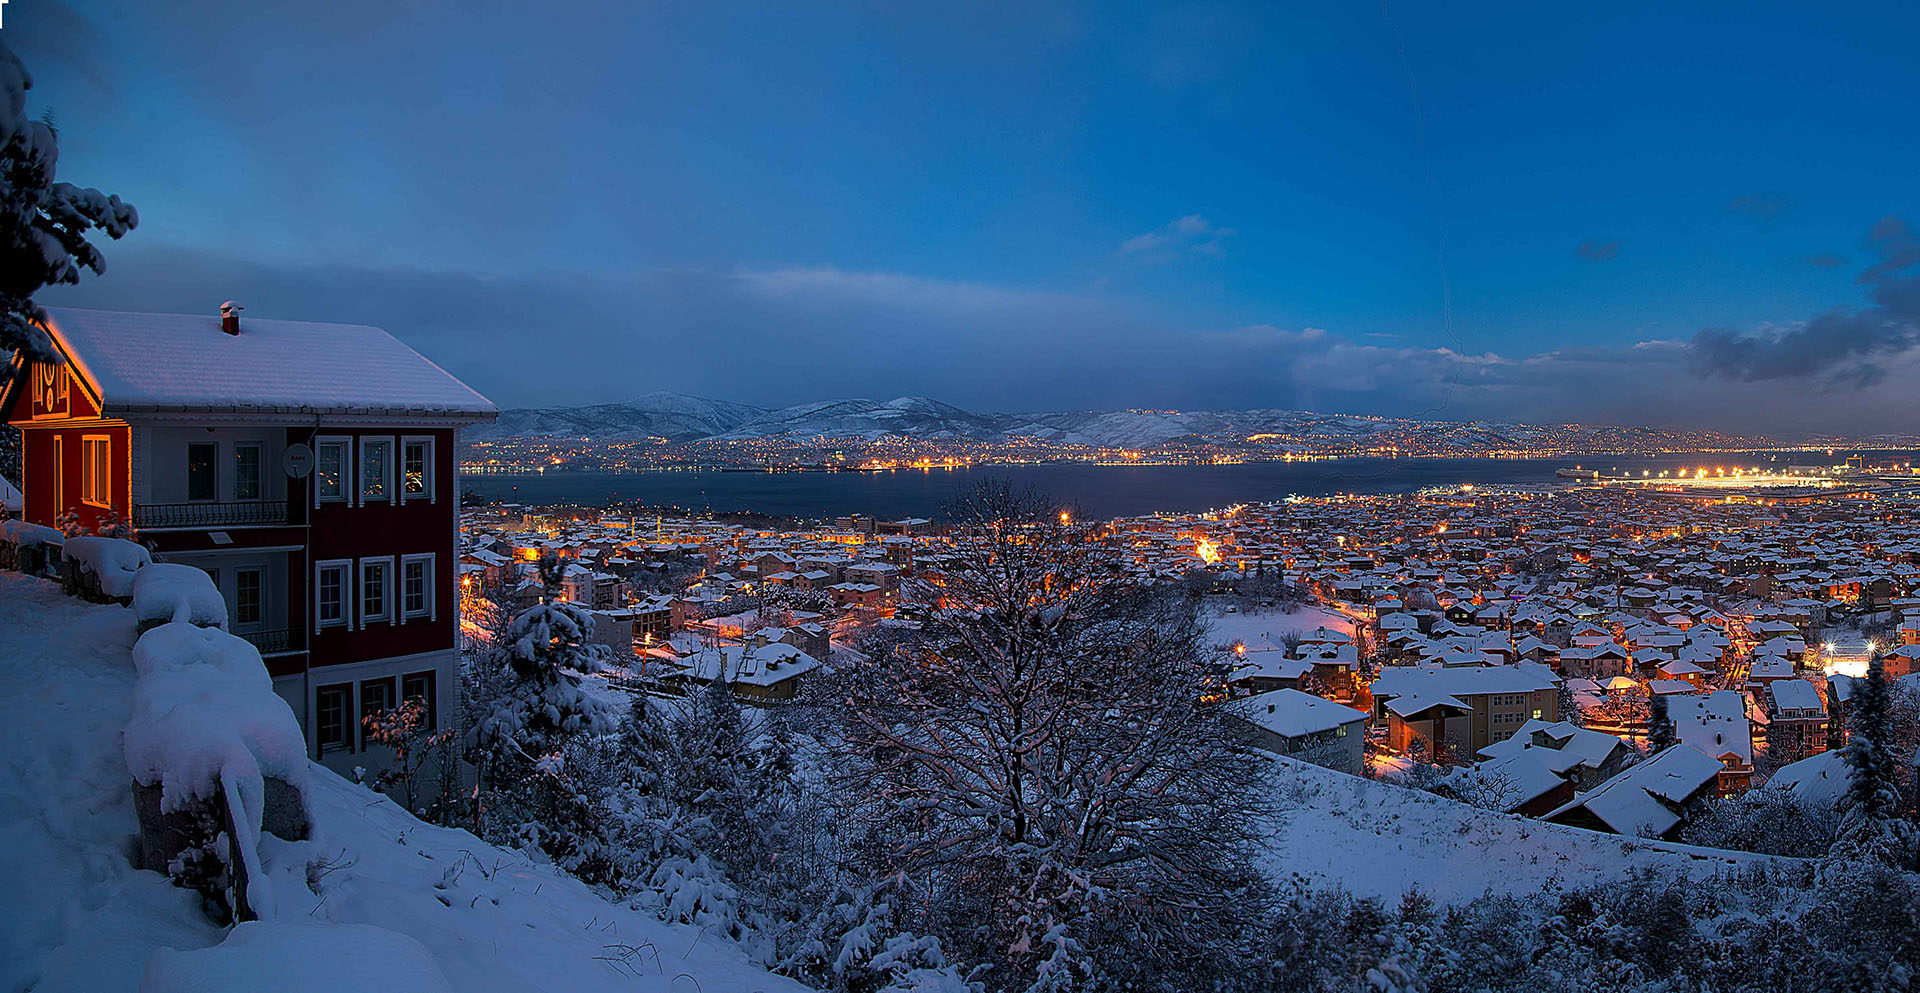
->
xmin=40 ymin=307 xmax=497 ymax=419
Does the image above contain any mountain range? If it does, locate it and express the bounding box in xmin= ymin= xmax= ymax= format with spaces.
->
xmin=466 ymin=392 xmax=1768 ymax=452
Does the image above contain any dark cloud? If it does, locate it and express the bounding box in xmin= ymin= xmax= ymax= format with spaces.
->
xmin=1575 ymin=239 xmax=1620 ymax=262
xmin=1805 ymin=253 xmax=1845 ymax=269
xmin=1726 ymin=192 xmax=1793 ymax=219
xmin=1686 ymin=216 xmax=1920 ymax=385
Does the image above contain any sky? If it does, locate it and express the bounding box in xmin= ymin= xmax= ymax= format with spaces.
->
xmin=8 ymin=1 xmax=1920 ymax=434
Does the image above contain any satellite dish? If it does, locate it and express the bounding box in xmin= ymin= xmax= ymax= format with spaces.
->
xmin=283 ymin=443 xmax=315 ymax=479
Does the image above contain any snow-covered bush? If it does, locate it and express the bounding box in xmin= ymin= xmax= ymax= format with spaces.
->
xmin=132 ymin=562 xmax=229 ymax=631
xmin=125 ymin=622 xmax=309 ymax=921
xmin=0 ymin=517 xmax=62 ymax=575
xmin=61 ymin=534 xmax=149 ymax=600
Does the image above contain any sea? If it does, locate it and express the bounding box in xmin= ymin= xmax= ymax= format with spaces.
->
xmin=458 ymin=450 xmax=1903 ymax=522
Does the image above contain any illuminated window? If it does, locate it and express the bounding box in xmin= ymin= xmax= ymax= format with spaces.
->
xmin=359 ymin=438 xmax=393 ymax=504
xmin=81 ymin=435 xmax=111 ymax=507
xmin=402 ymin=437 xmax=433 ymax=501
xmin=315 ymin=437 xmax=350 ymax=504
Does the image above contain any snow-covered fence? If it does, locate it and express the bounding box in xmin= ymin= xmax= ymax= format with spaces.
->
xmin=133 ymin=563 xmax=230 ymax=633
xmin=0 ymin=519 xmax=65 ymax=577
xmin=126 ymin=622 xmax=310 ymax=923
xmin=61 ymin=535 xmax=151 ymax=603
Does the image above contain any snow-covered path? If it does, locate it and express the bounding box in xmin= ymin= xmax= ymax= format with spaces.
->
xmin=0 ymin=572 xmax=808 ymax=993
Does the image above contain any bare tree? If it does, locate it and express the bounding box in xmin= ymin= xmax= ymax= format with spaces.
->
xmin=832 ymin=481 xmax=1271 ymax=990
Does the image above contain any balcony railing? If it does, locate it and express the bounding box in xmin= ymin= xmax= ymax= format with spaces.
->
xmin=238 ymin=628 xmax=296 ymax=655
xmin=133 ymin=501 xmax=289 ymax=529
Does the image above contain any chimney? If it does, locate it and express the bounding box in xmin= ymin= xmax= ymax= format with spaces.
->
xmin=220 ymin=301 xmax=243 ymax=335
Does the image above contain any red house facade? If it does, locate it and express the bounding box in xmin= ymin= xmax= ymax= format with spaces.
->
xmin=2 ymin=307 xmax=496 ymax=775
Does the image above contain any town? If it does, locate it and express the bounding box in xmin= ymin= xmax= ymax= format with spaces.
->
xmin=455 ymin=479 xmax=1920 ymax=832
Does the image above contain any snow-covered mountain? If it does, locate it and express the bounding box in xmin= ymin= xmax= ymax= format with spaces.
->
xmin=713 ymin=396 xmax=1013 ymax=441
xmin=467 ymin=391 xmax=767 ymax=442
xmin=471 ymin=392 xmax=1762 ymax=451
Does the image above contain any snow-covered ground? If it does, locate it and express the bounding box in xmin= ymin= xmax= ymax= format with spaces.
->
xmin=1204 ymin=603 xmax=1353 ymax=654
xmin=0 ymin=572 xmax=805 ymax=993
xmin=1259 ymin=756 xmax=1781 ymax=903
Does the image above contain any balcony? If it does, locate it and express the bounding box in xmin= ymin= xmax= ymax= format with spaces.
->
xmin=133 ymin=501 xmax=290 ymax=529
xmin=237 ymin=628 xmax=297 ymax=655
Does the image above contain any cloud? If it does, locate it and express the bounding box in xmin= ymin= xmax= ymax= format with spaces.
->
xmin=1726 ymin=192 xmax=1793 ymax=219
xmin=1574 ymin=239 xmax=1620 ymax=262
xmin=1805 ymin=253 xmax=1845 ymax=269
xmin=38 ymin=226 xmax=1920 ymax=437
xmin=1685 ymin=216 xmax=1920 ymax=386
xmin=1117 ymin=214 xmax=1234 ymax=260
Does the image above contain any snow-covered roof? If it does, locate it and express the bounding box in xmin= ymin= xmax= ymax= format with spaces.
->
xmin=39 ymin=307 xmax=497 ymax=419
xmin=1226 ymin=688 xmax=1366 ymax=739
xmin=1545 ymin=745 xmax=1723 ymax=837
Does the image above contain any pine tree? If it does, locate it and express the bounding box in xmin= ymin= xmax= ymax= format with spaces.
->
xmin=1831 ymin=650 xmax=1918 ymax=868
xmin=2 ymin=40 xmax=139 ymax=361
xmin=1648 ymin=693 xmax=1678 ymax=753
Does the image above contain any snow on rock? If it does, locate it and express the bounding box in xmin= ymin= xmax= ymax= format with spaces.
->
xmin=125 ymin=623 xmax=309 ymax=919
xmin=63 ymin=536 xmax=151 ymax=597
xmin=141 ymin=923 xmax=452 ymax=993
xmin=0 ymin=571 xmax=810 ymax=993
xmin=132 ymin=563 xmax=229 ymax=630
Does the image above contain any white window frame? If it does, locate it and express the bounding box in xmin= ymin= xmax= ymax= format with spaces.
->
xmin=358 ymin=437 xmax=395 ymax=507
xmin=360 ymin=556 xmax=395 ymax=626
xmin=314 ymin=436 xmax=352 ymax=507
xmin=232 ymin=442 xmax=264 ymax=502
xmin=400 ymin=553 xmax=436 ymax=622
xmin=400 ymin=435 xmax=435 ymax=503
xmin=81 ymin=434 xmax=111 ymax=508
xmin=49 ymin=435 xmax=63 ymax=513
xmin=315 ymin=559 xmax=352 ymax=632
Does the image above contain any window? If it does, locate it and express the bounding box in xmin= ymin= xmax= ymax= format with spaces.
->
xmin=360 ymin=678 xmax=395 ymax=748
xmin=360 ymin=557 xmax=392 ymax=624
xmin=317 ymin=684 xmax=351 ymax=751
xmin=402 ymin=437 xmax=433 ymax=501
xmin=233 ymin=443 xmax=262 ymax=500
xmin=236 ymin=568 xmax=262 ymax=625
xmin=50 ymin=436 xmax=63 ymax=512
xmin=359 ymin=438 xmax=393 ymax=505
xmin=187 ymin=443 xmax=217 ymax=502
xmin=402 ymin=671 xmax=438 ymax=730
xmin=315 ymin=560 xmax=350 ymax=630
xmin=401 ymin=553 xmax=434 ymax=621
xmin=81 ymin=435 xmax=111 ymax=507
xmin=314 ymin=437 xmax=350 ymax=504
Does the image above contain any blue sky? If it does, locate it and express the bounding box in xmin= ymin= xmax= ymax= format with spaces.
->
xmin=10 ymin=1 xmax=1920 ymax=432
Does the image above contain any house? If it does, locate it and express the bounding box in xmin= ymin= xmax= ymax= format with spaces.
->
xmin=1476 ymin=720 xmax=1632 ymax=792
xmin=665 ymin=640 xmax=823 ymax=701
xmin=2 ymin=307 xmax=496 ymax=775
xmin=1224 ymin=689 xmax=1367 ymax=774
xmin=1669 ymin=690 xmax=1754 ymax=795
xmin=1765 ymin=678 xmax=1829 ymax=764
xmin=1542 ymin=745 xmax=1724 ymax=838
xmin=1369 ymin=661 xmax=1560 ymax=762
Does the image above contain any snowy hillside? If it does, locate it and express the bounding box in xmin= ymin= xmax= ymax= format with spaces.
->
xmin=1261 ymin=755 xmax=1781 ymax=903
xmin=0 ymin=573 xmax=806 ymax=993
